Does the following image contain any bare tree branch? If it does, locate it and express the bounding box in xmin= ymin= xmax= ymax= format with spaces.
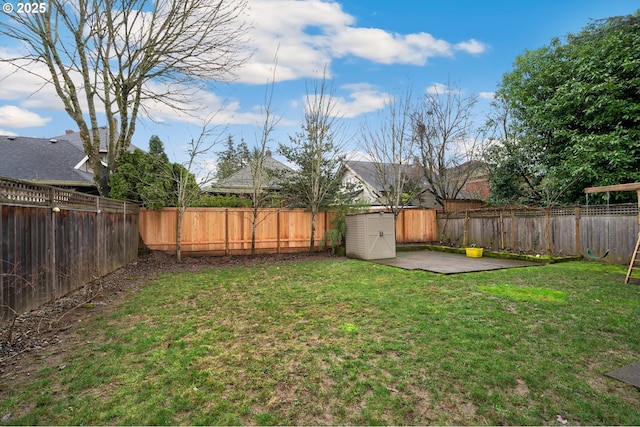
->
xmin=0 ymin=0 xmax=249 ymax=195
xmin=412 ymin=82 xmax=487 ymax=206
xmin=360 ymin=88 xmax=421 ymax=220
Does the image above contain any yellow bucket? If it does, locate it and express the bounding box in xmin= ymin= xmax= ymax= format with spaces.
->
xmin=465 ymin=247 xmax=484 ymax=258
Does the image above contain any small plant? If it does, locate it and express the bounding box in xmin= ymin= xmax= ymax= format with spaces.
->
xmin=321 ymin=200 xmax=369 ymax=254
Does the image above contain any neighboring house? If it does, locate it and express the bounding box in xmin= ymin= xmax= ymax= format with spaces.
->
xmin=0 ymin=127 xmax=138 ymax=194
xmin=204 ymin=151 xmax=293 ymax=198
xmin=49 ymin=128 xmax=110 ymax=175
xmin=340 ymin=160 xmax=441 ymax=209
xmin=0 ymin=135 xmax=96 ymax=192
xmin=448 ymin=160 xmax=490 ymax=201
xmin=340 ymin=159 xmax=490 ymax=210
xmin=50 ymin=127 xmax=139 ymax=175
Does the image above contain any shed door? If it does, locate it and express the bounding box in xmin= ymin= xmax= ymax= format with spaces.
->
xmin=367 ymin=214 xmax=395 ymax=259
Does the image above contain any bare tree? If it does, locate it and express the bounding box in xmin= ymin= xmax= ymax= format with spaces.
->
xmin=0 ymin=0 xmax=249 ymax=195
xmin=172 ymin=120 xmax=220 ymax=262
xmin=360 ymin=89 xmax=422 ymax=221
xmin=278 ymin=70 xmax=349 ymax=252
xmin=412 ymin=83 xmax=487 ymax=206
xmin=246 ymin=56 xmax=282 ymax=255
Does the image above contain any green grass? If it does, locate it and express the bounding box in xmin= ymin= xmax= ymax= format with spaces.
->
xmin=2 ymin=259 xmax=640 ymax=425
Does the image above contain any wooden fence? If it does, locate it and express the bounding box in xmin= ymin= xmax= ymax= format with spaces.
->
xmin=437 ymin=204 xmax=639 ymax=265
xmin=0 ymin=178 xmax=139 ymax=320
xmin=139 ymin=207 xmax=438 ymax=255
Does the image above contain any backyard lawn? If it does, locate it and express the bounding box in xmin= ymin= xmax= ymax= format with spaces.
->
xmin=1 ymin=257 xmax=639 ymax=425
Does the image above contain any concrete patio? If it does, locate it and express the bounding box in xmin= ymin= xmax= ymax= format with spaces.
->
xmin=371 ymin=249 xmax=542 ymax=274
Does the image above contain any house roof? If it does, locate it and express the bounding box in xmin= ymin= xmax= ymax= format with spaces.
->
xmin=344 ymin=159 xmax=490 ymax=201
xmin=50 ymin=127 xmax=138 ymax=153
xmin=207 ymin=153 xmax=293 ymax=194
xmin=344 ymin=160 xmax=427 ymax=192
xmin=0 ymin=135 xmax=95 ymax=186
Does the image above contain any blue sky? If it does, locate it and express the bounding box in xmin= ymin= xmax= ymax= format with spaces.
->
xmin=1 ymin=0 xmax=638 ymax=173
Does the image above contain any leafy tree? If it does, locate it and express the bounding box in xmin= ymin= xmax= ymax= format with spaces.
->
xmin=491 ymin=11 xmax=640 ymax=205
xmin=278 ymin=73 xmax=350 ymax=252
xmin=0 ymin=0 xmax=249 ymax=195
xmin=109 ymin=135 xmax=198 ymax=210
xmin=109 ymin=136 xmax=175 ymax=209
xmin=215 ymin=135 xmax=250 ymax=182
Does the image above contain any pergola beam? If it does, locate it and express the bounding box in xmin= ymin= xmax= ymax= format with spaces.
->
xmin=584 ymin=182 xmax=640 ymax=194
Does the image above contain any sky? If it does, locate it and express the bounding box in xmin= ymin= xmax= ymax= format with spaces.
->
xmin=1 ymin=0 xmax=639 ymax=174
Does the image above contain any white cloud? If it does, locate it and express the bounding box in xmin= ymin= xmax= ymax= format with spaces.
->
xmin=331 ymin=84 xmax=390 ymax=118
xmin=0 ymin=48 xmax=66 ymax=111
xmin=343 ymin=150 xmax=373 ymax=162
xmin=238 ymin=0 xmax=487 ymax=84
xmin=425 ymin=82 xmax=452 ymax=95
xmin=0 ymin=0 xmax=489 ymax=133
xmin=0 ymin=105 xmax=51 ymax=128
xmin=455 ymin=39 xmax=487 ymax=54
xmin=331 ymin=28 xmax=453 ymax=65
xmin=479 ymin=91 xmax=496 ymax=99
xmin=0 ymin=128 xmax=18 ymax=136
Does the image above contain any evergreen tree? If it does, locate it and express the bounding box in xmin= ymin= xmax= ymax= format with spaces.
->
xmin=215 ymin=135 xmax=250 ymax=181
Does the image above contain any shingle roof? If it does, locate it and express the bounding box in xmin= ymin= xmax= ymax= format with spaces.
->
xmin=0 ymin=135 xmax=94 ymax=186
xmin=344 ymin=160 xmax=427 ymax=192
xmin=50 ymin=127 xmax=138 ymax=153
xmin=210 ymin=155 xmax=293 ymax=193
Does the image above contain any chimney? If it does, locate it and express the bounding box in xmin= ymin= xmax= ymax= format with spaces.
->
xmin=65 ymin=129 xmax=74 ymax=135
xmin=266 ymin=149 xmax=272 ymax=158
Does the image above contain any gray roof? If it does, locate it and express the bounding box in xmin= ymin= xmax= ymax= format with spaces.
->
xmin=50 ymin=127 xmax=138 ymax=153
xmin=344 ymin=160 xmax=426 ymax=192
xmin=0 ymin=135 xmax=94 ymax=186
xmin=209 ymin=155 xmax=292 ymax=193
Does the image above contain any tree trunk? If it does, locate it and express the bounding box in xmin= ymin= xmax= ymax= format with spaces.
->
xmin=310 ymin=209 xmax=317 ymax=252
xmin=251 ymin=207 xmax=258 ymax=256
xmin=176 ymin=207 xmax=184 ymax=263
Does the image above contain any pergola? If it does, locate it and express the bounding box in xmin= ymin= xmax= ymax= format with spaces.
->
xmin=584 ymin=182 xmax=640 ymax=284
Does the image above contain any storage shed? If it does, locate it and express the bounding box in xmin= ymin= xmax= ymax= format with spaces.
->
xmin=346 ymin=212 xmax=396 ymax=260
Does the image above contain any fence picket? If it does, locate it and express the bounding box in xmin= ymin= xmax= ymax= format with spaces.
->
xmin=0 ymin=178 xmax=139 ymax=320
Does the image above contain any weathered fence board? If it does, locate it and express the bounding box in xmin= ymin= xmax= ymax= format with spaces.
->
xmin=437 ymin=205 xmax=638 ymax=264
xmin=139 ymin=207 xmax=438 ymax=256
xmin=1 ymin=178 xmax=139 ymax=320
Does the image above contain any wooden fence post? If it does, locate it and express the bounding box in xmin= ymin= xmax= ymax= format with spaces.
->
xmin=227 ymin=209 xmax=231 ymax=255
xmin=545 ymin=207 xmax=551 ymax=254
xmin=463 ymin=210 xmax=469 ymax=246
xmin=49 ymin=187 xmax=57 ymax=295
xmin=575 ymin=207 xmax=581 ymax=255
xmin=499 ymin=209 xmax=505 ymax=250
xmin=511 ymin=210 xmax=516 ymax=249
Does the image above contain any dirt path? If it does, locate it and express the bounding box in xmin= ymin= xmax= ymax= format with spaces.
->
xmin=0 ymin=251 xmax=336 ymax=398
